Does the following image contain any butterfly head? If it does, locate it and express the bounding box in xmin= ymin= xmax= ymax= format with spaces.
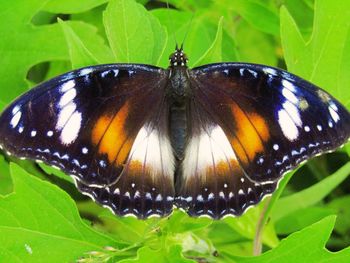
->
xmin=169 ymin=44 xmax=188 ymax=68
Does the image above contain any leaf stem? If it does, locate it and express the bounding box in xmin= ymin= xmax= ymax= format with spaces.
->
xmin=253 ymin=196 xmax=272 ymax=256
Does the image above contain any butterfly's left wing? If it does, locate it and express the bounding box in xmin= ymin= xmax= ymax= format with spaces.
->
xmin=176 ymin=63 xmax=350 ymax=218
xmin=0 ymin=64 xmax=175 ymax=218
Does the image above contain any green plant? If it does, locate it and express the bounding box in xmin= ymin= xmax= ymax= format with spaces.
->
xmin=0 ymin=0 xmax=350 ymax=262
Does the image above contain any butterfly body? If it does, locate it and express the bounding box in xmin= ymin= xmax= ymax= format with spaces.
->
xmin=0 ymin=47 xmax=349 ymax=219
xmin=167 ymin=67 xmax=189 ymax=162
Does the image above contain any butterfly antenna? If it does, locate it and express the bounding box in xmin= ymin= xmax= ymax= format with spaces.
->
xmin=181 ymin=11 xmax=195 ymax=50
xmin=166 ymin=0 xmax=178 ymax=49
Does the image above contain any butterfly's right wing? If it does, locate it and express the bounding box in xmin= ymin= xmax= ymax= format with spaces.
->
xmin=175 ymin=63 xmax=350 ymax=219
xmin=0 ymin=64 xmax=175 ymax=218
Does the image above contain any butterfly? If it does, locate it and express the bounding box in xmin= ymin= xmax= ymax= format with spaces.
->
xmin=0 ymin=45 xmax=349 ymax=219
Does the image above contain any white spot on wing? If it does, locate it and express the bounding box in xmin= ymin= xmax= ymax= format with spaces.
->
xmin=278 ymin=109 xmax=299 ymax=141
xmin=263 ymin=67 xmax=278 ymax=76
xmin=197 ymin=195 xmax=204 ymax=202
xmin=182 ymin=125 xmax=237 ymax=181
xmin=59 ymin=111 xmax=82 ymax=145
xmin=282 ymin=79 xmax=296 ymax=92
xmin=31 ymin=130 xmax=37 ymax=137
xmin=282 ymin=85 xmax=298 ymax=104
xmin=60 ymin=80 xmax=75 ymax=93
xmin=239 ymin=68 xmax=245 ymax=76
xmin=12 ymin=105 xmax=21 ymax=115
xmin=79 ymin=68 xmax=93 ymax=76
xmin=156 ymin=194 xmax=162 ymax=201
xmin=128 ymin=126 xmax=175 ymax=178
xmin=59 ymin=88 xmax=76 ymax=107
xmin=238 ymin=189 xmax=245 ymax=195
xmin=282 ymin=101 xmax=302 ymax=127
xmin=247 ymin=69 xmax=258 ymax=78
xmin=10 ymin=111 xmax=21 ymax=128
xmin=56 ymin=103 xmax=76 ymax=130
xmin=328 ymin=105 xmax=340 ymax=123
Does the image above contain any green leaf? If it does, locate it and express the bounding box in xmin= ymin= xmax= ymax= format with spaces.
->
xmin=0 ymin=0 xmax=112 ymax=109
xmin=98 ymin=211 xmax=154 ymax=244
xmin=281 ymin=0 xmax=350 ymax=106
xmin=275 ymin=207 xmax=336 ymax=235
xmin=164 ymin=210 xmax=212 ymax=234
xmin=152 ymin=9 xmax=236 ymax=68
xmin=43 ymin=0 xmax=108 ymax=14
xmin=272 ymin=162 xmax=350 ymax=221
xmin=44 ymin=61 xmax=71 ymax=80
xmin=0 ymin=0 xmax=58 ymax=106
xmin=119 ymin=245 xmax=196 ymax=263
xmin=281 ymin=0 xmax=314 ymax=37
xmin=235 ymin=20 xmax=278 ymax=66
xmin=0 ymin=156 xmax=12 ymax=195
xmin=0 ymin=164 xmax=118 ymax=262
xmin=58 ymin=19 xmax=100 ymax=68
xmin=232 ymin=216 xmax=350 ymax=262
xmin=194 ymin=17 xmax=223 ymax=66
xmin=327 ymin=195 xmax=350 ymax=234
xmin=38 ymin=163 xmax=74 ymax=185
xmin=224 ymin=199 xmax=279 ymax=248
xmin=103 ymin=0 xmax=167 ymax=65
xmin=64 ymin=21 xmax=115 ymax=66
xmin=208 ymin=222 xmax=253 ymax=258
xmin=218 ymin=0 xmax=280 ymax=36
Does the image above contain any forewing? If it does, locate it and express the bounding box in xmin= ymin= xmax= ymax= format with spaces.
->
xmin=0 ymin=64 xmax=175 ymax=218
xmin=176 ymin=63 xmax=350 ymax=218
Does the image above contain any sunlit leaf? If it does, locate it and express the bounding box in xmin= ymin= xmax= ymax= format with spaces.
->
xmin=281 ymin=0 xmax=350 ymax=106
xmin=103 ymin=0 xmax=167 ymax=65
xmin=230 ymin=216 xmax=350 ymax=262
xmin=0 ymin=164 xmax=119 ymax=262
xmin=272 ymin=162 xmax=350 ymax=221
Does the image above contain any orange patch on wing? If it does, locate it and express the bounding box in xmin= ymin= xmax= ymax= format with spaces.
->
xmin=215 ymin=159 xmax=239 ymax=174
xmin=128 ymin=160 xmax=143 ymax=172
xmin=230 ymin=137 xmax=249 ymax=164
xmin=249 ymin=113 xmax=270 ymax=141
xmin=127 ymin=160 xmax=152 ymax=177
xmin=204 ymin=159 xmax=239 ymax=178
xmin=230 ymin=104 xmax=270 ymax=162
xmin=91 ymin=102 xmax=132 ymax=165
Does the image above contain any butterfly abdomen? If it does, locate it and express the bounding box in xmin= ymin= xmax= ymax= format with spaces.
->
xmin=168 ymin=67 xmax=191 ymax=162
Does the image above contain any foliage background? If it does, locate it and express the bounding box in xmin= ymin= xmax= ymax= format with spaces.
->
xmin=0 ymin=0 xmax=350 ymax=262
